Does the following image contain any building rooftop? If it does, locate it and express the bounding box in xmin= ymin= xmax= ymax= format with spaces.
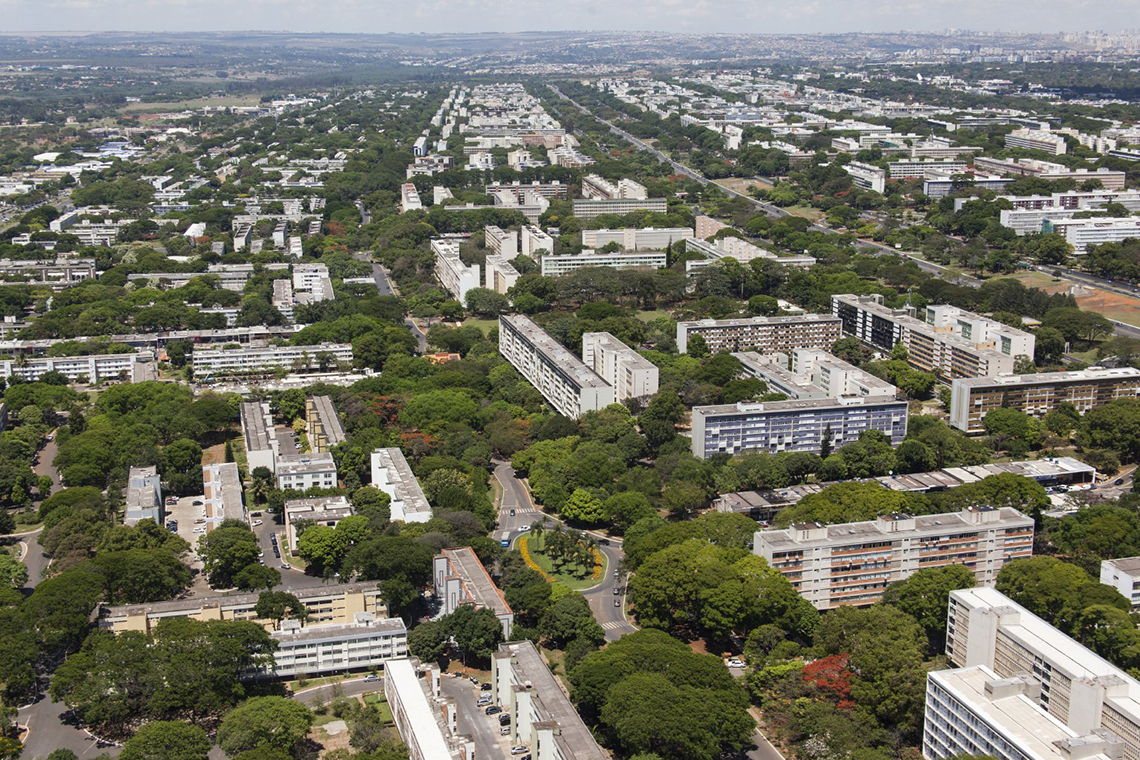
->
xmin=99 ymin=581 xmax=383 ymax=620
xmin=284 ymin=495 xmax=353 ymax=522
xmin=953 ymin=366 xmax=1140 ymax=388
xmin=240 ymin=401 xmax=275 ymax=452
xmin=276 ymin=452 xmax=337 ymax=475
xmin=693 ymin=393 xmax=906 ymax=418
xmin=1101 ymin=556 xmax=1140 ymax=578
xmin=439 ymin=547 xmax=512 ymax=619
xmin=582 ymin=332 xmax=657 ymax=372
xmin=272 ymin=612 xmax=405 ymax=645
xmin=500 ymin=314 xmax=611 ymax=390
xmin=203 ymin=462 xmax=244 ymax=524
xmin=372 ymin=448 xmax=432 ymax=519
xmin=679 ymin=314 xmax=841 ymax=329
xmin=758 ymin=506 xmax=1033 ymax=549
xmin=308 ymin=395 xmax=346 ymax=446
xmin=385 ymin=658 xmax=457 ymax=759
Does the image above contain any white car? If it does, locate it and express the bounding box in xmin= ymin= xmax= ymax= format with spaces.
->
xmin=727 ymin=659 xmax=746 ymax=669
xmin=519 ymin=524 xmax=530 ymax=532
xmin=192 ymin=527 xmax=207 ymax=534
xmin=251 ymin=520 xmax=263 ymax=527
xmin=511 ymin=747 xmax=529 ymax=756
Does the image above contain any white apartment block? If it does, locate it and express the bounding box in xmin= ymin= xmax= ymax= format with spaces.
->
xmin=432 ymin=239 xmax=480 ymax=303
xmin=756 ymin=508 xmax=1033 ymax=610
xmin=498 ymin=314 xmax=614 ymax=419
xmin=684 ymin=236 xmax=816 ymax=270
xmin=400 ymin=183 xmax=423 ymax=213
xmin=580 ymin=227 xmax=693 ymax=251
xmin=691 ymin=394 xmax=909 ymax=460
xmin=385 ymin=657 xmax=474 ymax=760
xmin=370 ymin=447 xmax=432 ymax=523
xmin=843 ymin=161 xmax=887 ymax=193
xmin=202 ymin=462 xmax=245 ymax=531
xmin=833 ymin=294 xmax=1033 ymax=379
xmin=0 ymin=351 xmax=152 ymax=384
xmin=270 ymin=613 xmax=407 ymax=679
xmin=276 ymin=452 xmax=338 ymax=492
xmin=539 ymin=250 xmax=667 ymax=276
xmin=485 ymin=225 xmax=519 ymax=258
xmin=484 ymin=253 xmax=520 ymax=295
xmin=1004 ymin=128 xmax=1068 ymax=155
xmin=1045 ymin=217 xmax=1140 ymax=255
xmin=676 ymin=314 xmax=843 ymax=355
xmin=887 ymin=159 xmax=969 ymax=179
xmin=924 ymin=173 xmax=1013 ymax=198
xmin=1100 ymin=557 xmax=1140 ymax=612
xmin=191 ymin=344 xmax=353 ymax=379
xmin=520 ymin=224 xmax=554 ymax=257
xmin=293 ymin=262 xmax=330 ymax=291
xmin=433 ymin=547 xmax=514 ymax=639
xmin=284 ymin=495 xmax=354 ymax=552
xmin=491 ymin=641 xmax=608 ymax=760
xmin=240 ymin=401 xmax=279 ymax=474
xmin=941 ymin=586 xmax=1140 ymax=760
xmin=735 ymin=348 xmax=897 ymax=401
xmin=924 ymin=666 xmax=1121 ymax=760
xmin=581 ymin=332 xmax=659 ymax=403
xmin=999 ymin=207 xmax=1083 ymax=236
xmin=571 ymin=198 xmax=668 ymax=219
xmin=0 ymin=258 xmax=96 ymax=288
xmin=580 ymin=174 xmax=647 ymax=200
xmin=124 ymin=466 xmax=162 ymax=526
xmin=974 ymin=157 xmax=1125 ymax=190
xmin=234 ymin=224 xmax=252 ymax=251
xmin=997 ymin=190 xmax=1140 ymax=212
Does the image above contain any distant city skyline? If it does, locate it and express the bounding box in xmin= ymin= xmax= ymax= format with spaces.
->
xmin=3 ymin=0 xmax=1136 ymax=36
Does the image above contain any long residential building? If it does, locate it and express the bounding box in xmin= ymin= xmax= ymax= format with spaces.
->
xmin=491 ymin=640 xmax=608 ymax=760
xmin=520 ymin=224 xmax=554 ymax=257
xmin=202 ymin=462 xmax=244 ymax=532
xmin=1004 ymin=128 xmax=1068 ymax=155
xmin=433 ymin=547 xmax=514 ymax=638
xmin=735 ymin=348 xmax=897 ymax=401
xmin=0 ymin=351 xmax=153 ymax=383
xmin=691 ymin=394 xmax=909 ymax=459
xmin=580 ymin=227 xmax=693 ymax=250
xmin=270 ymin=612 xmax=407 ymax=679
xmin=580 ymin=174 xmax=648 ymax=200
xmin=938 ymin=586 xmax=1140 ymax=760
xmin=950 ymin=367 xmax=1140 ymax=433
xmin=276 ymin=452 xmax=337 ymax=491
xmin=0 ymin=258 xmax=96 ymax=288
xmin=684 ymin=236 xmax=816 ymax=270
xmin=1044 ymin=216 xmax=1140 ymax=255
xmin=755 ymin=508 xmax=1033 ymax=610
xmin=539 ymin=249 xmax=666 ymax=276
xmin=284 ymin=496 xmax=354 ymax=552
xmin=240 ymin=401 xmax=278 ymax=473
xmin=676 ymin=314 xmax=843 ymax=355
xmin=833 ymin=294 xmax=1034 ymax=379
xmin=498 ymin=314 xmax=614 ymax=418
xmin=581 ymin=332 xmax=659 ymax=403
xmin=305 ymin=395 xmax=346 ymax=453
xmin=191 ymin=343 xmax=352 ymax=379
xmin=570 ymin=197 xmax=667 ymax=219
xmin=485 ymin=225 xmax=518 ymax=258
xmin=385 ymin=657 xmax=475 ymax=760
xmin=124 ymin=466 xmax=162 ymax=526
xmin=432 ymin=238 xmax=480 ymax=303
xmin=484 ymin=253 xmax=520 ymax=294
xmin=370 ymin=447 xmax=432 ymax=523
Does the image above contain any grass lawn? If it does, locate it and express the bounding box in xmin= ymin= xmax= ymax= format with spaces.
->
xmin=118 ymin=95 xmax=262 ymax=114
xmin=462 ymin=318 xmax=498 ymax=335
xmin=519 ymin=532 xmax=607 ymax=591
xmin=635 ymin=309 xmax=670 ymax=323
xmin=784 ymin=205 xmax=825 ymax=222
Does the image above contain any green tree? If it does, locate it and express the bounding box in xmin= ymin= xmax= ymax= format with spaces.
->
xmin=216 ymin=697 xmax=313 ymax=756
xmin=882 ymin=565 xmax=977 ymax=654
xmin=0 ymin=555 xmax=27 ymax=589
xmin=562 ymin=488 xmax=606 ymax=524
xmin=198 ymin=525 xmax=261 ymax=588
xmin=254 ymin=592 xmax=306 ymax=630
xmin=120 ymin=721 xmax=211 ymax=760
xmin=407 ymin=619 xmax=450 ymax=663
xmin=996 ymin=556 xmax=1130 ymax=633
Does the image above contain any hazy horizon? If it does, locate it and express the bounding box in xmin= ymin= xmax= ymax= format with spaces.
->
xmin=3 ymin=0 xmax=1134 ymax=36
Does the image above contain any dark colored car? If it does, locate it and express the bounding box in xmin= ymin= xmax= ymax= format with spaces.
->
xmin=485 ymin=706 xmax=502 ymax=715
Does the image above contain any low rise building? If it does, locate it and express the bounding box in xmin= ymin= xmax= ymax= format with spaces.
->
xmin=284 ymin=496 xmax=354 ymax=552
xmin=973 ymin=157 xmax=1125 ymax=189
xmin=540 ymin=249 xmax=667 ymax=276
xmin=271 ymin=612 xmax=407 ymax=679
xmin=484 ymin=253 xmax=520 ymax=295
xmin=1100 ymin=557 xmax=1140 ymax=612
xmin=305 ymin=395 xmax=346 ymax=453
xmin=950 ymin=367 xmax=1140 ymax=433
xmin=240 ymin=401 xmax=278 ymax=473
xmin=490 ymin=640 xmax=608 ymax=760
xmin=521 ymin=224 xmax=554 ymax=257
xmin=581 ymin=332 xmax=658 ymax=403
xmin=570 ymin=197 xmax=667 ymax=219
xmin=756 ymin=508 xmax=1033 ymax=610
xmin=124 ymin=466 xmax=162 ymax=526
xmin=276 ymin=452 xmax=338 ymax=491
xmin=370 ymin=447 xmax=432 ymax=523
xmin=0 ymin=351 xmax=152 ymax=384
xmin=580 ymin=227 xmax=692 ymax=250
xmin=499 ymin=314 xmax=614 ymax=418
xmin=191 ymin=343 xmax=353 ymax=379
xmin=676 ymin=314 xmax=843 ymax=355
xmin=202 ymin=462 xmax=244 ymax=532
xmin=433 ymin=547 xmax=514 ymax=638
xmin=432 ymin=238 xmax=480 ymax=303
xmin=385 ymin=657 xmax=475 ymax=760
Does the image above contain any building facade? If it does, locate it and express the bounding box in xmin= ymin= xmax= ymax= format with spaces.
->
xmin=276 ymin=452 xmax=338 ymax=491
xmin=580 ymin=227 xmax=693 ymax=250
xmin=581 ymin=332 xmax=659 ymax=403
xmin=432 ymin=238 xmax=481 ymax=303
xmin=305 ymin=395 xmax=346 ymax=453
xmin=433 ymin=547 xmax=514 ymax=638
xmin=676 ymin=314 xmax=843 ymax=355
xmin=284 ymin=496 xmax=354 ymax=552
xmin=1100 ymin=557 xmax=1140 ymax=612
xmin=370 ymin=447 xmax=432 ymax=523
xmin=570 ymin=198 xmax=667 ymax=219
xmin=385 ymin=657 xmax=474 ymax=760
xmin=539 ymin=250 xmax=667 ymax=276
xmin=124 ymin=466 xmax=162 ymax=526
xmin=191 ymin=344 xmax=352 ymax=379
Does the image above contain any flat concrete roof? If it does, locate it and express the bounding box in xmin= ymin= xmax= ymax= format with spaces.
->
xmin=440 ymin=547 xmax=512 ymax=618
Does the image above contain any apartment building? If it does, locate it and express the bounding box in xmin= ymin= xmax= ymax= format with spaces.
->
xmin=887 ymin=159 xmax=969 ymax=179
xmin=270 ymin=612 xmax=407 ymax=679
xmin=843 ymin=161 xmax=887 ymax=193
xmin=833 ymin=294 xmax=1033 ymax=379
xmin=1045 ymin=216 xmax=1140 ymax=255
xmin=0 ymin=351 xmax=152 ymax=384
xmin=570 ymin=198 xmax=668 ymax=219
xmin=124 ymin=466 xmax=162 ymax=526
xmin=1004 ymin=128 xmax=1068 ymax=155
xmin=0 ymin=258 xmax=96 ymax=288
xmin=695 ymin=214 xmax=731 ymax=239
xmin=400 ymin=183 xmax=423 ymax=213
xmin=520 ymin=224 xmax=554 ymax=257
xmin=240 ymin=401 xmax=278 ymax=473
xmin=998 ymin=190 xmax=1140 ymax=211
xmin=581 ymin=227 xmax=693 ymax=250
xmin=691 ymin=394 xmax=909 ymax=459
xmin=233 ymin=224 xmax=252 ymax=251
xmin=490 ymin=640 xmax=608 ymax=760
xmin=736 ymin=348 xmax=897 ymax=400
xmin=923 ymin=173 xmax=1013 ymax=198
xmin=950 ymin=367 xmax=1140 ymax=433
xmin=191 ymin=343 xmax=352 ymax=379
xmin=284 ymin=496 xmax=354 ymax=552
xmin=305 ymin=395 xmax=346 ymax=453
xmin=276 ymin=452 xmax=338 ymax=491
xmin=498 ymin=314 xmax=615 ymax=418
xmin=924 ymin=666 xmax=1121 ymax=760
xmin=433 ymin=547 xmax=514 ymax=638
xmin=386 ymin=657 xmax=475 ymax=760
xmin=484 ymin=253 xmax=520 ymax=295
xmin=202 ymin=462 xmax=244 ymax=531
xmin=580 ymin=174 xmax=648 ymax=200
xmin=485 ymin=225 xmax=519 ymax=258
xmin=676 ymin=314 xmax=843 ymax=355
xmin=942 ymin=586 xmax=1140 ymax=760
xmin=1100 ymin=557 xmax=1140 ymax=612
xmin=370 ymin=447 xmax=432 ymax=523
xmin=485 ymin=181 xmax=569 ymax=200
xmin=973 ymin=157 xmax=1125 ymax=190
xmin=581 ymin=332 xmax=659 ymax=403
xmin=432 ymin=238 xmax=480 ymax=303
xmin=128 ymin=269 xmax=250 ymax=292
xmin=540 ymin=249 xmax=667 ymax=276
xmin=755 ymin=508 xmax=1033 ymax=610
xmin=684 ymin=236 xmax=817 ymax=270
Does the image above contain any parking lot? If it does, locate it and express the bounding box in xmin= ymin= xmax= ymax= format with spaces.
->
xmin=441 ymin=675 xmax=531 ymax=759
xmin=164 ymin=494 xmax=209 ymax=584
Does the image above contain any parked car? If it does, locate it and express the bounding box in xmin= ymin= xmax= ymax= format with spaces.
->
xmin=1116 ymin=478 xmax=1125 ymax=486
xmin=477 ymin=697 xmax=492 ymax=707
xmin=193 ymin=527 xmax=206 ymax=534
xmin=252 ymin=520 xmax=263 ymax=527
xmin=280 ymin=562 xmax=290 ymax=569
xmin=499 ymin=714 xmax=511 ymax=726
xmin=251 ymin=511 xmax=262 ymax=517
xmin=727 ymin=659 xmax=746 ymax=669
xmin=363 ymin=674 xmax=380 ymax=682
xmin=485 ymin=706 xmax=502 ymax=715
xmin=511 ymin=746 xmax=529 ymax=755
xmin=500 ymin=726 xmax=511 ymax=736
xmin=192 ymin=500 xmax=203 ymax=506
xmin=613 ymin=587 xmax=621 ymax=595
xmin=481 ymin=683 xmax=492 ymax=691
xmin=468 ymin=676 xmax=479 ymax=685
xmin=614 ymin=598 xmax=621 ymax=607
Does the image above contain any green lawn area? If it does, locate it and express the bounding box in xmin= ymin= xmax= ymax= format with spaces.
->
xmin=363 ymin=693 xmax=394 ymax=723
xmin=635 ymin=309 xmax=670 ymax=323
xmin=784 ymin=205 xmax=825 ymax=222
xmin=520 ymin=532 xmax=607 ymax=591
xmin=118 ymin=95 xmax=262 ymax=114
xmin=462 ymin=318 xmax=498 ymax=335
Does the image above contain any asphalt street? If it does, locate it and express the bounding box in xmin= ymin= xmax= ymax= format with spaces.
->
xmin=441 ymin=675 xmax=513 ymax=759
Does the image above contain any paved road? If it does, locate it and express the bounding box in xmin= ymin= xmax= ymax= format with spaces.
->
xmin=291 ymin=676 xmax=383 ymax=705
xmin=492 ymin=460 xmax=636 ymax=641
xmin=355 ymin=254 xmax=428 ymax=354
xmin=1030 ymin=264 xmax=1140 ymax=340
xmin=19 ymin=692 xmax=122 ymax=759
xmin=441 ymin=676 xmax=511 ymax=758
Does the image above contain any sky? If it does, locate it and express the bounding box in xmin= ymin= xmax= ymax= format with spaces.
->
xmin=2 ymin=0 xmax=1130 ymax=35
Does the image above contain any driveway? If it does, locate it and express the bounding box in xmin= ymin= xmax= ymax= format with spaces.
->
xmin=441 ymin=676 xmax=519 ymax=758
